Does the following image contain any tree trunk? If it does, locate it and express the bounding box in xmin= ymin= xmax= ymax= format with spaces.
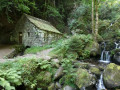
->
xmin=92 ymin=0 xmax=95 ymax=35
xmin=95 ymin=0 xmax=99 ymax=36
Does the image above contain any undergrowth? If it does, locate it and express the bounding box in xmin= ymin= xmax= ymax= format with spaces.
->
xmin=50 ymin=34 xmax=93 ymax=60
xmin=0 ymin=58 xmax=56 ymax=89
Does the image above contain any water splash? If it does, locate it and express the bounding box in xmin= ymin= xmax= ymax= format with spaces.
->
xmin=96 ymin=73 xmax=106 ymax=90
xmin=81 ymin=87 xmax=86 ymax=90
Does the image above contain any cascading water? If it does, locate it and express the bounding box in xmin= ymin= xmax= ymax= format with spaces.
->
xmin=115 ymin=41 xmax=120 ymax=49
xmin=81 ymin=87 xmax=86 ymax=90
xmin=99 ymin=42 xmax=111 ymax=63
xmin=96 ymin=73 xmax=106 ymax=90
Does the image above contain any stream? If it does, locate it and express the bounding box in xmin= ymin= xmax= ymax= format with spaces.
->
xmin=96 ymin=41 xmax=120 ymax=90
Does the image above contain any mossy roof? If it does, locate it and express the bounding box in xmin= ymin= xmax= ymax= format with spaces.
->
xmin=24 ymin=14 xmax=62 ymax=34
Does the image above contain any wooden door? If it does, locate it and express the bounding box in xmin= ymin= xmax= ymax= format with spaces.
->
xmin=19 ymin=32 xmax=23 ymax=44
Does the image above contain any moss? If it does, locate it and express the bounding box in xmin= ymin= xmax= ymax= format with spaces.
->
xmin=48 ymin=83 xmax=55 ymax=90
xmin=76 ymin=68 xmax=95 ymax=88
xmin=85 ymin=41 xmax=99 ymax=56
xmin=107 ymin=63 xmax=115 ymax=69
xmin=90 ymin=67 xmax=100 ymax=75
xmin=103 ymin=63 xmax=120 ymax=88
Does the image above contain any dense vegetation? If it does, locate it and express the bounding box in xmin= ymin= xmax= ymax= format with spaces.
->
xmin=0 ymin=0 xmax=120 ymax=90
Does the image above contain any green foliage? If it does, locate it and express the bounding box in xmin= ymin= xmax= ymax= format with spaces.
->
xmin=0 ymin=57 xmax=55 ymax=89
xmin=68 ymin=3 xmax=91 ymax=34
xmin=59 ymin=58 xmax=76 ymax=87
xmin=0 ymin=69 xmax=22 ymax=90
xmin=50 ymin=34 xmax=93 ymax=59
xmin=0 ymin=77 xmax=15 ymax=90
xmin=0 ymin=0 xmax=36 ymax=13
xmin=46 ymin=5 xmax=63 ymax=19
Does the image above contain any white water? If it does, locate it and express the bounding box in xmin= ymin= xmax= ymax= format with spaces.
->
xmin=115 ymin=41 xmax=120 ymax=49
xmin=99 ymin=42 xmax=110 ymax=63
xmin=96 ymin=73 xmax=106 ymax=90
xmin=81 ymin=87 xmax=86 ymax=90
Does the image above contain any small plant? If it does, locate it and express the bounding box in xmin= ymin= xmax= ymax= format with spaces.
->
xmin=59 ymin=58 xmax=76 ymax=87
xmin=37 ymin=59 xmax=52 ymax=71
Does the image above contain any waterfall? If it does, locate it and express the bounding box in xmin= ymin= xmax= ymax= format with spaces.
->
xmin=96 ymin=73 xmax=106 ymax=90
xmin=81 ymin=87 xmax=86 ymax=90
xmin=115 ymin=42 xmax=120 ymax=49
xmin=99 ymin=42 xmax=110 ymax=63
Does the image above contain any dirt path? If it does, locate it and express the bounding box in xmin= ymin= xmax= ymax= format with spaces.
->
xmin=16 ymin=48 xmax=54 ymax=60
xmin=0 ymin=45 xmax=15 ymax=62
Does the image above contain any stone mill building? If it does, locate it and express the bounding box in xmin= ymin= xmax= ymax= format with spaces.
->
xmin=13 ymin=14 xmax=62 ymax=47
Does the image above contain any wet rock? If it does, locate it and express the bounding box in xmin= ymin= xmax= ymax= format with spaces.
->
xmin=48 ymin=83 xmax=55 ymax=90
xmin=113 ymin=49 xmax=120 ymax=64
xmin=103 ymin=63 xmax=120 ymax=88
xmin=63 ymin=85 xmax=75 ymax=90
xmin=75 ymin=68 xmax=96 ymax=89
xmin=54 ymin=66 xmax=63 ymax=80
xmin=55 ymin=82 xmax=62 ymax=89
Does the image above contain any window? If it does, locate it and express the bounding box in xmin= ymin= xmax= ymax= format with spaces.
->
xmin=28 ymin=32 xmax=30 ymax=37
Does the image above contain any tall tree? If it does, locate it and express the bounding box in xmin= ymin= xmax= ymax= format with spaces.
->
xmin=95 ymin=0 xmax=99 ymax=36
xmin=92 ymin=0 xmax=99 ymax=41
xmin=92 ymin=0 xmax=95 ymax=35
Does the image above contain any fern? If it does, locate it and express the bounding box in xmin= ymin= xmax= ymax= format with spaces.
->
xmin=0 ymin=77 xmax=15 ymax=90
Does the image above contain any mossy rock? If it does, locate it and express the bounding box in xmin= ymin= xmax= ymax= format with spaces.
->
xmin=75 ymin=68 xmax=96 ymax=89
xmin=85 ymin=41 xmax=99 ymax=56
xmin=103 ymin=63 xmax=120 ymax=88
xmin=90 ymin=67 xmax=100 ymax=76
xmin=48 ymin=83 xmax=55 ymax=90
xmin=36 ymin=71 xmax=52 ymax=89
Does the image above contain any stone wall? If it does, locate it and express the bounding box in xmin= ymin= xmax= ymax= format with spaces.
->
xmin=13 ymin=16 xmax=62 ymax=46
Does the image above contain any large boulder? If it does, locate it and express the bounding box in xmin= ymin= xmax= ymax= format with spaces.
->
xmin=103 ymin=63 xmax=120 ymax=88
xmin=113 ymin=49 xmax=120 ymax=64
xmin=85 ymin=41 xmax=99 ymax=56
xmin=75 ymin=68 xmax=96 ymax=89
xmin=90 ymin=67 xmax=101 ymax=76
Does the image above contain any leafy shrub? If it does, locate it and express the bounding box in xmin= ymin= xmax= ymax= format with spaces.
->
xmin=0 ymin=57 xmax=55 ymax=89
xmin=50 ymin=34 xmax=93 ymax=59
xmin=0 ymin=69 xmax=22 ymax=90
xmin=0 ymin=77 xmax=15 ymax=90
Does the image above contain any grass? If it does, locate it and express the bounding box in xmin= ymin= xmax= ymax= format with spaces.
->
xmin=24 ymin=39 xmax=65 ymax=54
xmin=25 ymin=45 xmax=52 ymax=54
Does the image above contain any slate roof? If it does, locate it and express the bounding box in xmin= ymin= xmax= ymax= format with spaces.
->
xmin=24 ymin=14 xmax=62 ymax=34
